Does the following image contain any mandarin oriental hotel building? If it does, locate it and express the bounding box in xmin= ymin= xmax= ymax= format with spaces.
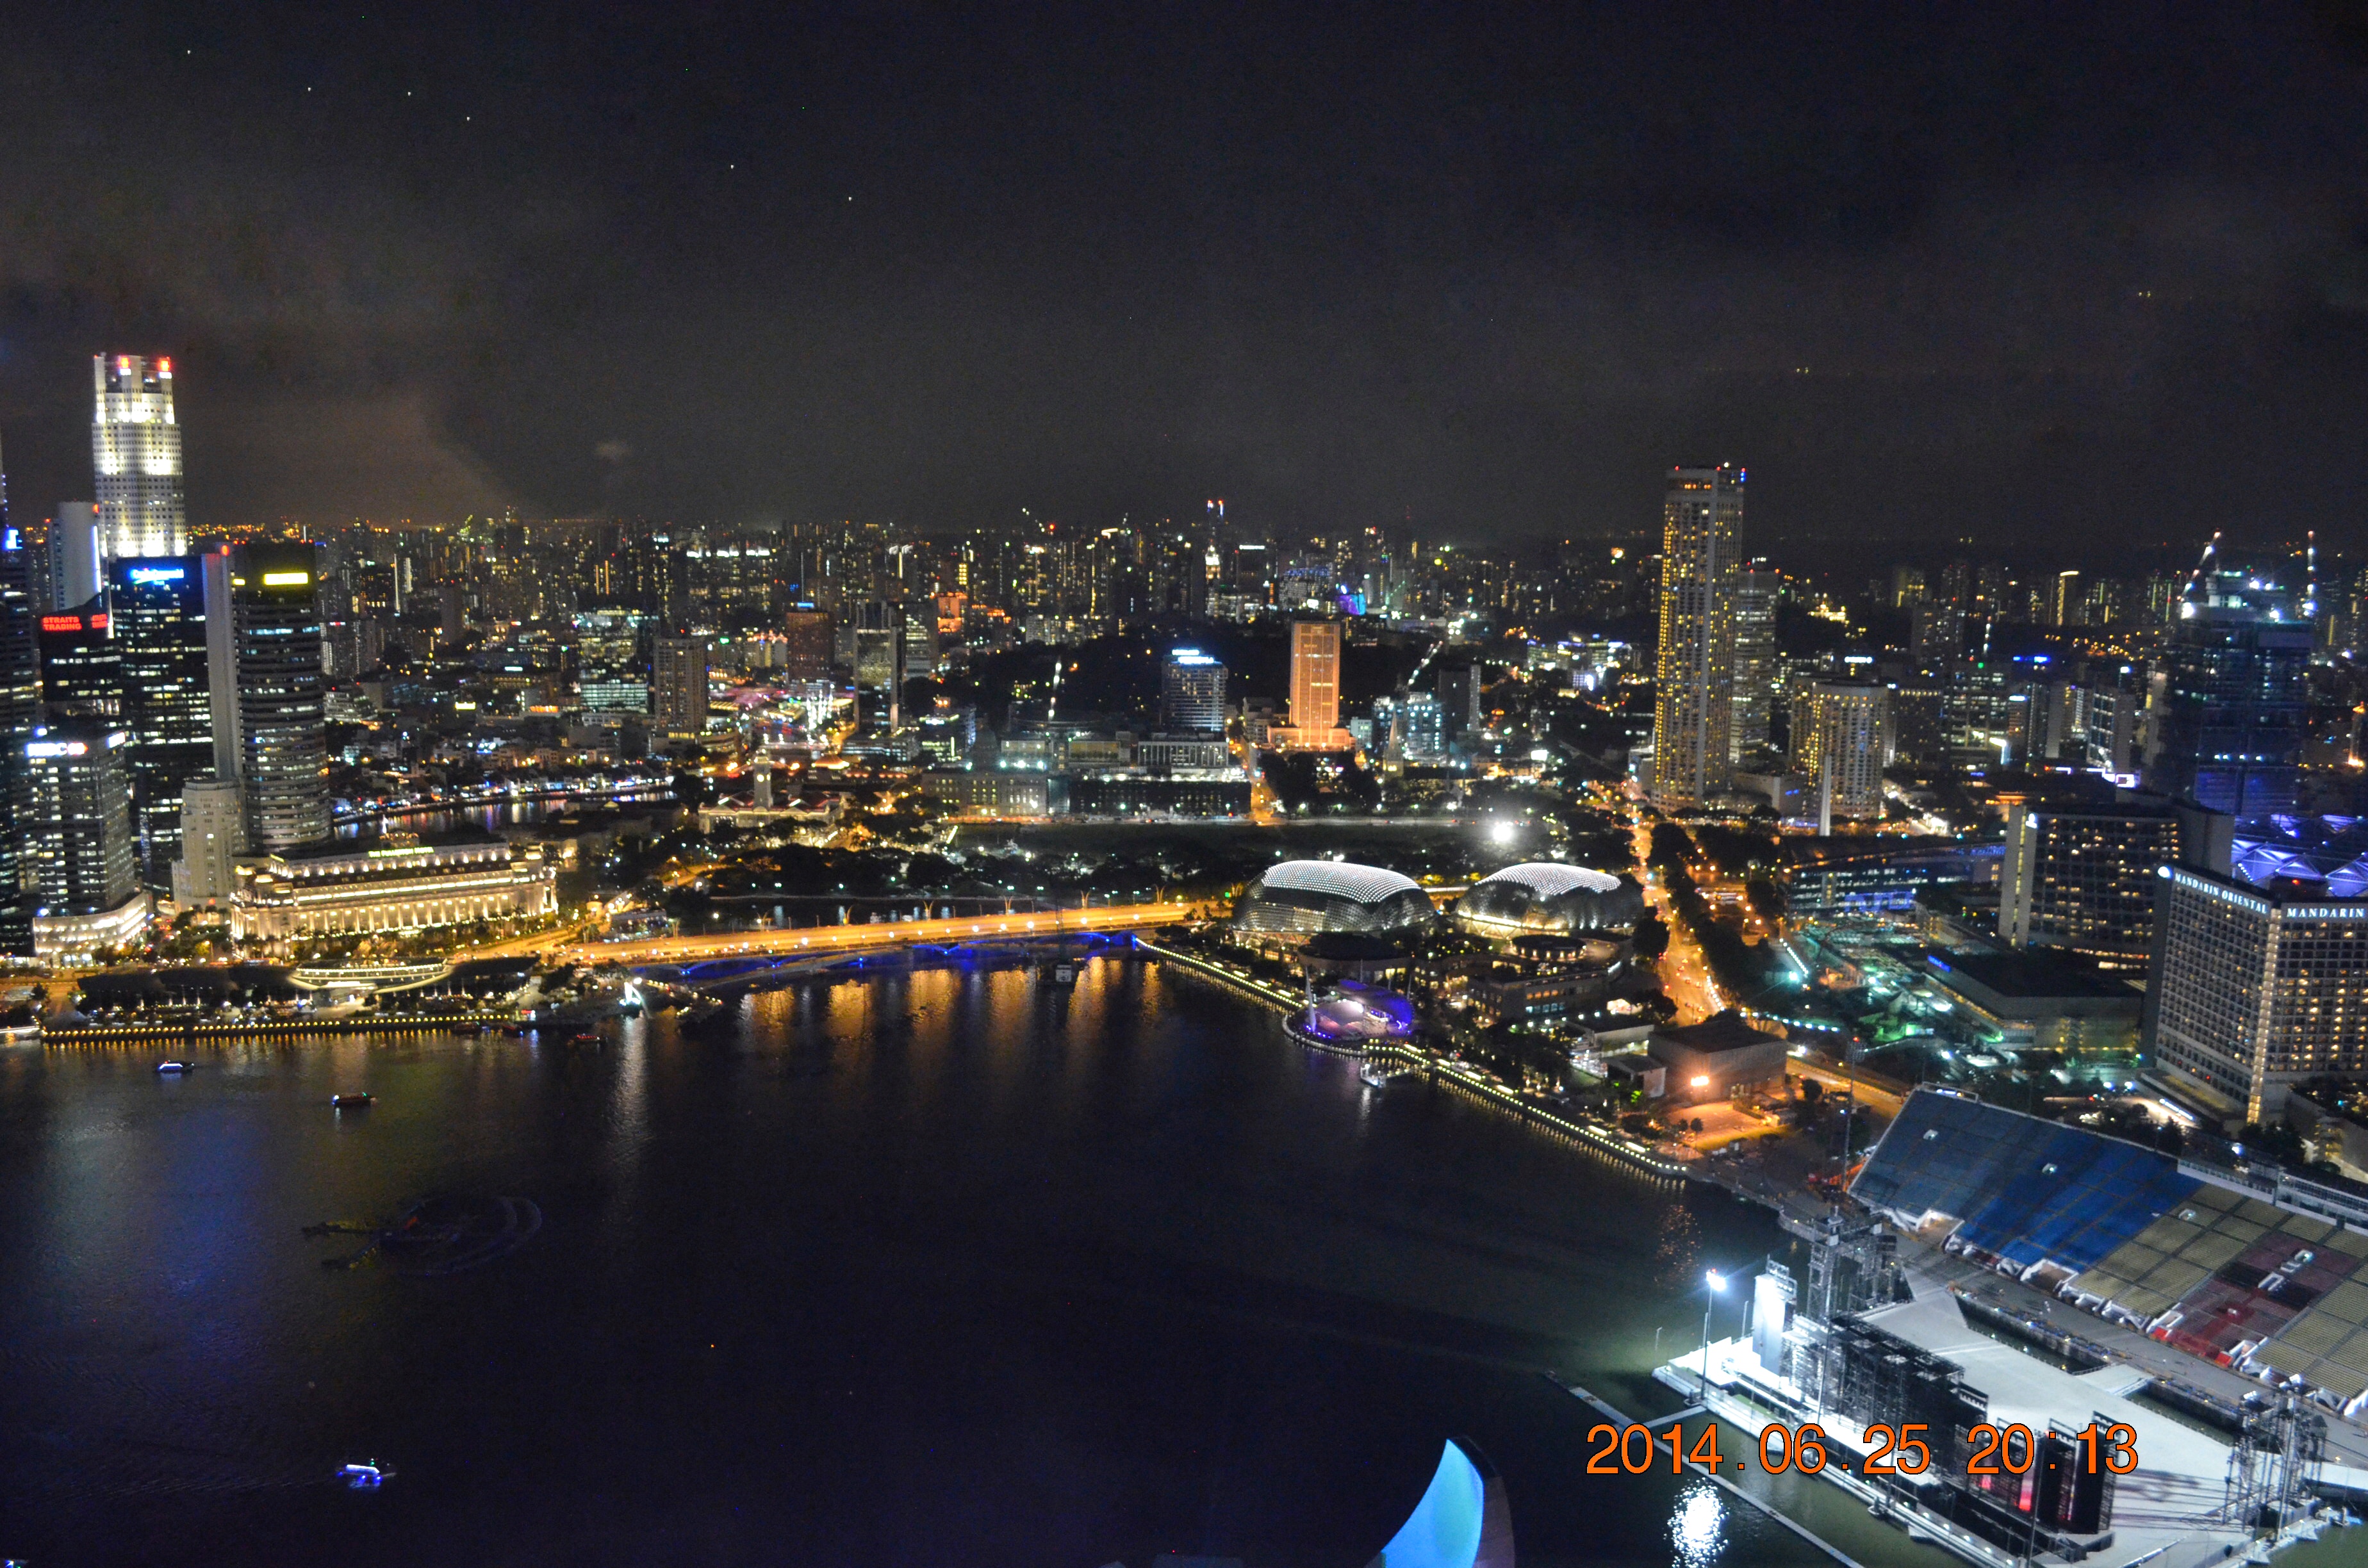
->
xmin=2147 ymin=863 xmax=2368 ymax=1125
xmin=229 ymin=830 xmax=557 ymax=947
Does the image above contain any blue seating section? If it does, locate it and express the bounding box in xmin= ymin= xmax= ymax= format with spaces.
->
xmin=1853 ymin=1090 xmax=2198 ymax=1274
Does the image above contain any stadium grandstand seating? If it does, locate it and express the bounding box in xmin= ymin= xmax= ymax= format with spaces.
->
xmin=1852 ymin=1090 xmax=2199 ymax=1281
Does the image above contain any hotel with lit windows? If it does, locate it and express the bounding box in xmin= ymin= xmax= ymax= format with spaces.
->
xmin=2146 ymin=815 xmax=2368 ymax=1125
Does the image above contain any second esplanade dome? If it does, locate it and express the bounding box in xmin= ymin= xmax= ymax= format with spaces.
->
xmin=1450 ymin=862 xmax=1645 ymax=936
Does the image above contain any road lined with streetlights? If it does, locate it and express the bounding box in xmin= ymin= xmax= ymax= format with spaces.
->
xmin=552 ymin=901 xmax=1205 ymax=966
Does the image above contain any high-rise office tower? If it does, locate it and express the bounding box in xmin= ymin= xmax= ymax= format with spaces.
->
xmin=1288 ymin=617 xmax=1342 ymax=737
xmin=109 ymin=557 xmax=214 ymax=881
xmin=24 ymin=724 xmax=145 ymax=961
xmin=1651 ymin=464 xmax=1743 ymax=808
xmin=2143 ymin=573 xmax=2312 ymax=815
xmin=1438 ymin=663 xmax=1484 ymax=743
xmin=1909 ymin=601 xmax=1964 ymax=667
xmin=651 ymin=633 xmax=711 ymax=739
xmin=780 ymin=608 xmax=834 ymax=680
xmin=1790 ymin=682 xmax=1889 ymax=832
xmin=47 ymin=501 xmax=99 ymax=612
xmin=205 ymin=544 xmax=329 ymax=851
xmin=37 ymin=604 xmax=122 ymax=719
xmin=1729 ymin=563 xmax=1780 ymax=761
xmin=573 ymin=608 xmax=649 ymax=713
xmin=851 ymin=601 xmax=905 ymax=732
xmin=0 ymin=523 xmax=39 ymax=954
xmin=92 ymin=355 xmax=185 ymax=559
xmin=900 ymin=612 xmax=939 ymax=681
xmin=1161 ymin=648 xmax=1227 ymax=733
xmin=170 ymin=778 xmax=245 ymax=906
xmin=1397 ymin=690 xmax=1447 ymax=761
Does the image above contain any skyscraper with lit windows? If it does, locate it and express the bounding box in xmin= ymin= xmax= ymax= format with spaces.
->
xmin=0 ymin=514 xmax=38 ymax=954
xmin=92 ymin=355 xmax=185 ymax=559
xmin=2143 ymin=570 xmax=2312 ymax=816
xmin=1160 ymin=648 xmax=1226 ymax=733
xmin=1651 ymin=464 xmax=1743 ymax=808
xmin=109 ymin=556 xmax=215 ymax=882
xmin=204 ymin=544 xmax=329 ymax=851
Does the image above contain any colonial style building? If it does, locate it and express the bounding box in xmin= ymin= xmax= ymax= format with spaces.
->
xmin=230 ymin=829 xmax=555 ymax=945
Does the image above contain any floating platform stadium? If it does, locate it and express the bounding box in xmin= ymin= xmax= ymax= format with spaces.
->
xmin=1854 ymin=1090 xmax=2368 ymax=1417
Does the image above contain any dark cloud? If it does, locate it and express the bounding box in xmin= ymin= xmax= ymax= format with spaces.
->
xmin=2 ymin=2 xmax=2367 ymax=559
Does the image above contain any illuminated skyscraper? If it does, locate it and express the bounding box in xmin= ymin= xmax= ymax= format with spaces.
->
xmin=1790 ymin=681 xmax=1889 ymax=832
xmin=1287 ymin=618 xmax=1342 ymax=743
xmin=1729 ymin=562 xmax=1779 ymax=761
xmin=92 ymin=355 xmax=185 ymax=559
xmin=850 ymin=601 xmax=906 ymax=731
xmin=652 ymin=633 xmax=711 ymax=739
xmin=109 ymin=557 xmax=215 ymax=881
xmin=573 ymin=608 xmax=648 ymax=714
xmin=1160 ymin=648 xmax=1226 ymax=733
xmin=1651 ymin=464 xmax=1742 ymax=808
xmin=24 ymin=724 xmax=148 ymax=963
xmin=36 ymin=604 xmax=121 ymax=719
xmin=0 ymin=521 xmax=38 ymax=954
xmin=2143 ymin=571 xmax=2312 ymax=816
xmin=205 ymin=544 xmax=329 ymax=851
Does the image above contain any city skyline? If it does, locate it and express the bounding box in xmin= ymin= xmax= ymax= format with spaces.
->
xmin=17 ymin=13 xmax=2368 ymax=1562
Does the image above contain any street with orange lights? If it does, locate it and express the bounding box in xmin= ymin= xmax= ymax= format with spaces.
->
xmin=552 ymin=901 xmax=1205 ymax=966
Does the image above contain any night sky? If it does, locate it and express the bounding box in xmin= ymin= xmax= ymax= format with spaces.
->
xmin=8 ymin=3 xmax=2368 ymax=558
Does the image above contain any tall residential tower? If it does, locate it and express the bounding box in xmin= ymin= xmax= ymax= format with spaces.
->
xmin=1729 ymin=561 xmax=1779 ymax=762
xmin=1650 ymin=464 xmax=1743 ymax=808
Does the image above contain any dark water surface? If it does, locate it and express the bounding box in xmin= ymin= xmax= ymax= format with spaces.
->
xmin=4 ymin=957 xmax=2346 ymax=1567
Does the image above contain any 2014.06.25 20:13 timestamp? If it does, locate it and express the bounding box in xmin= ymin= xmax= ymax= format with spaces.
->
xmin=1585 ymin=1421 xmax=2139 ymax=1478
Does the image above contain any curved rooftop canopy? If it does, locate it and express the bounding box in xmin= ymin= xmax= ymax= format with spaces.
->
xmin=1233 ymin=859 xmax=1436 ymax=938
xmin=1451 ymin=862 xmax=1644 ymax=936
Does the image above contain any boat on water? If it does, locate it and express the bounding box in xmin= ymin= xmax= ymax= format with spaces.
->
xmin=568 ymin=1029 xmax=600 ymax=1046
xmin=338 ymin=1460 xmax=391 ymax=1489
xmin=155 ymin=1061 xmax=195 ymax=1074
xmin=331 ymin=1092 xmax=374 ymax=1109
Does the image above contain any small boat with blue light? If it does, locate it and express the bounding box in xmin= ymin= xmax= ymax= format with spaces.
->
xmin=156 ymin=1060 xmax=195 ymax=1074
xmin=338 ymin=1460 xmax=391 ymax=1489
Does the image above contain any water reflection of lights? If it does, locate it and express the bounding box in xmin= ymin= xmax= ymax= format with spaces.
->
xmin=1670 ymin=1480 xmax=1726 ymax=1565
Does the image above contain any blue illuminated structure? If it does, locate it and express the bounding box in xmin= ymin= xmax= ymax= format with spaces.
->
xmin=1303 ymin=979 xmax=1416 ymax=1044
xmin=1367 ymin=1438 xmax=1515 ymax=1568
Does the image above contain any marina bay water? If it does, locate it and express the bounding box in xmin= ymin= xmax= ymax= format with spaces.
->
xmin=5 ymin=956 xmax=2365 ymax=1567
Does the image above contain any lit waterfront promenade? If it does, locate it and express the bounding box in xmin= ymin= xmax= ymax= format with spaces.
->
xmin=553 ymin=901 xmax=1205 ymax=966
